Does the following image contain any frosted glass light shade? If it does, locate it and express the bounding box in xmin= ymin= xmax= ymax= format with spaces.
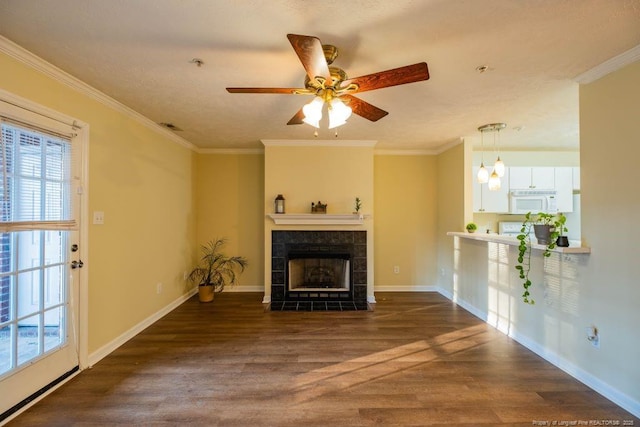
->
xmin=302 ymin=97 xmax=324 ymax=128
xmin=477 ymin=163 xmax=489 ymax=184
xmin=328 ymin=98 xmax=352 ymax=129
xmin=488 ymin=170 xmax=501 ymax=191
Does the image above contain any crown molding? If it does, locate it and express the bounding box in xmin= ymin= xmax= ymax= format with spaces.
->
xmin=574 ymin=44 xmax=640 ymax=84
xmin=261 ymin=139 xmax=377 ymax=148
xmin=433 ymin=137 xmax=465 ymax=155
xmin=197 ymin=148 xmax=264 ymax=155
xmin=0 ymin=35 xmax=197 ymax=151
xmin=374 ymin=149 xmax=436 ymax=156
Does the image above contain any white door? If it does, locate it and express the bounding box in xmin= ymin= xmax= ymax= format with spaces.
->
xmin=0 ymin=99 xmax=86 ymax=418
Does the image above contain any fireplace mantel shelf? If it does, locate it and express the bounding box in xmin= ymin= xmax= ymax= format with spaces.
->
xmin=267 ymin=213 xmax=369 ymax=225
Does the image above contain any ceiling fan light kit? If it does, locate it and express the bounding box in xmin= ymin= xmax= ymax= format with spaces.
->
xmin=226 ymin=34 xmax=430 ymax=132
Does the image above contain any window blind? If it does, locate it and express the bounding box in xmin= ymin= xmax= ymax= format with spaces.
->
xmin=0 ymin=118 xmax=77 ymax=232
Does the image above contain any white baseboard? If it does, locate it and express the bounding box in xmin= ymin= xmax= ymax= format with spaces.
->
xmin=436 ymin=288 xmax=640 ymax=418
xmin=88 ymin=288 xmax=197 ymax=367
xmin=374 ymin=285 xmax=439 ymax=292
xmin=225 ymin=285 xmax=264 ymax=292
xmin=510 ymin=329 xmax=640 ymax=418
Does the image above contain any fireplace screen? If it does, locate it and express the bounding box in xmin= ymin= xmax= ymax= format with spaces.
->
xmin=288 ymin=257 xmax=350 ymax=291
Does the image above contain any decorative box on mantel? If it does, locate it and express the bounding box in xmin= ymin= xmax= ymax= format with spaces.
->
xmin=267 ymin=213 xmax=368 ymax=225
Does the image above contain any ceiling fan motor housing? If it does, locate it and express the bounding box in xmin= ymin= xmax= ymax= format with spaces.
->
xmin=304 ymin=66 xmax=348 ymax=91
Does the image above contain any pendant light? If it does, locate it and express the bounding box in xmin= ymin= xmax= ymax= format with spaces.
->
xmin=488 ymin=169 xmax=501 ymax=191
xmin=492 ymin=123 xmax=506 ymax=177
xmin=478 ymin=123 xmax=507 ymax=190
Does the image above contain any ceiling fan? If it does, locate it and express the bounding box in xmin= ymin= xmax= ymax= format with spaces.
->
xmin=226 ymin=34 xmax=430 ymax=129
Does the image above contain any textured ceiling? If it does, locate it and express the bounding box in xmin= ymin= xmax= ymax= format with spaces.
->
xmin=1 ymin=0 xmax=639 ymax=151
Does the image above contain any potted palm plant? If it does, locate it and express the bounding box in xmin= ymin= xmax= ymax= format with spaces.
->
xmin=188 ymin=238 xmax=248 ymax=302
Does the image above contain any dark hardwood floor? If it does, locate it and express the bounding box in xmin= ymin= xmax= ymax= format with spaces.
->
xmin=8 ymin=292 xmax=638 ymax=426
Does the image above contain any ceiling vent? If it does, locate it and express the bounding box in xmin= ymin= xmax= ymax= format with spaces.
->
xmin=159 ymin=122 xmax=183 ymax=131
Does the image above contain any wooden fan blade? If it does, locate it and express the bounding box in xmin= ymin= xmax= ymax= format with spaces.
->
xmin=342 ymin=62 xmax=429 ymax=93
xmin=226 ymin=87 xmax=302 ymax=94
xmin=287 ymin=34 xmax=332 ymax=83
xmin=342 ymin=95 xmax=388 ymax=122
xmin=287 ymin=108 xmax=305 ymax=125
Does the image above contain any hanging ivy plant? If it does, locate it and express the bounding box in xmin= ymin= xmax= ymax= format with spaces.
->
xmin=515 ymin=212 xmax=567 ymax=304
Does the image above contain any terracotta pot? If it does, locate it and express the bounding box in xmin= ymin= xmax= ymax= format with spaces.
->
xmin=198 ymin=284 xmax=215 ymax=303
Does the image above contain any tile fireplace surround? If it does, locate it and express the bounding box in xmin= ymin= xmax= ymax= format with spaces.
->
xmin=270 ymin=230 xmax=368 ymax=311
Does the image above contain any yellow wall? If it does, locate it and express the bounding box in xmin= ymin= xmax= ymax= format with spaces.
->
xmin=195 ymin=153 xmax=264 ymax=288
xmin=435 ymin=142 xmax=466 ymax=293
xmin=579 ymin=60 xmax=640 ymax=406
xmin=197 ymin=149 xmax=444 ymax=297
xmin=373 ymin=155 xmax=438 ymax=288
xmin=263 ymin=142 xmax=375 ymax=214
xmin=1 ymin=50 xmax=197 ymax=354
xmin=263 ymin=141 xmax=375 ymax=300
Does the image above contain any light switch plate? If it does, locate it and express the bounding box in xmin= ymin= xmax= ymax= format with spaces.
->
xmin=93 ymin=211 xmax=105 ymax=225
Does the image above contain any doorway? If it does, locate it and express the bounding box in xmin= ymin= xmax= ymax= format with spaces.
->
xmin=0 ymin=93 xmax=88 ymax=418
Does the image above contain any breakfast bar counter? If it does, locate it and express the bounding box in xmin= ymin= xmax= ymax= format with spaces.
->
xmin=446 ymin=232 xmax=590 ymax=254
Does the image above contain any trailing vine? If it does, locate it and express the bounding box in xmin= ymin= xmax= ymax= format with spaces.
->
xmin=515 ymin=212 xmax=566 ymax=304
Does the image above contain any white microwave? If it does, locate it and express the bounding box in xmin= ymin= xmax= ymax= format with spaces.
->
xmin=509 ymin=190 xmax=558 ymax=214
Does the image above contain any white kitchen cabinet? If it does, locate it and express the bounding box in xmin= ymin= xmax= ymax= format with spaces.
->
xmin=472 ymin=167 xmax=510 ymax=213
xmin=572 ymin=167 xmax=580 ymax=190
xmin=554 ymin=167 xmax=574 ymax=212
xmin=509 ymin=167 xmax=555 ymax=190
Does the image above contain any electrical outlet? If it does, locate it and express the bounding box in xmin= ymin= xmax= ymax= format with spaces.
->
xmin=156 ymin=282 xmax=163 ymax=294
xmin=586 ymin=326 xmax=600 ymax=348
xmin=440 ymin=268 xmax=445 ymax=277
xmin=393 ymin=266 xmax=400 ymax=274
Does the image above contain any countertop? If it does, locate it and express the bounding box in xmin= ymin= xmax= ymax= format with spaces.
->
xmin=447 ymin=232 xmax=591 ymax=254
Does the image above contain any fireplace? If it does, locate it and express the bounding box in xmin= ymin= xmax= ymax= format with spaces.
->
xmin=288 ymin=254 xmax=350 ymax=292
xmin=271 ymin=231 xmax=368 ymax=311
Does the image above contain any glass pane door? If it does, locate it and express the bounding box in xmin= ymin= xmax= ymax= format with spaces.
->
xmin=0 ymin=119 xmax=81 ymax=417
